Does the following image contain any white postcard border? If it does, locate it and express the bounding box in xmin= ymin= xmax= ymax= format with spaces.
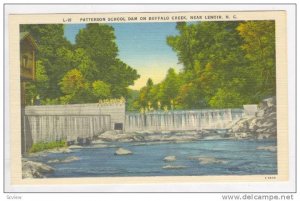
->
xmin=4 ymin=4 xmax=296 ymax=192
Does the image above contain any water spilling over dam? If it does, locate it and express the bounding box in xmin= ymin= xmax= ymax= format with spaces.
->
xmin=24 ymin=115 xmax=111 ymax=142
xmin=22 ymin=103 xmax=125 ymax=153
xmin=22 ymin=102 xmax=248 ymax=153
xmin=125 ymin=109 xmax=244 ymax=132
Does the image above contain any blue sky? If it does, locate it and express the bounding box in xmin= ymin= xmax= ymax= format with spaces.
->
xmin=64 ymin=23 xmax=182 ymax=90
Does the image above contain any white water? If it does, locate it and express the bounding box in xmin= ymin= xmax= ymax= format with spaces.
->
xmin=24 ymin=115 xmax=111 ymax=143
xmin=22 ymin=108 xmax=245 ymax=153
xmin=125 ymin=109 xmax=244 ymax=132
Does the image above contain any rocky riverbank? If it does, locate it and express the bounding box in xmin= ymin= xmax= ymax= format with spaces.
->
xmin=22 ymin=159 xmax=54 ymax=178
xmin=229 ymin=97 xmax=277 ymax=139
xmin=95 ymin=129 xmax=231 ymax=143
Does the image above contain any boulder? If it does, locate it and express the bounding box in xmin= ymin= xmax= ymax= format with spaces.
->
xmin=48 ymin=156 xmax=80 ymax=164
xmin=189 ymin=156 xmax=228 ymax=165
xmin=68 ymin=145 xmax=83 ymax=149
xmin=262 ymin=120 xmax=275 ymax=127
xmin=162 ymin=165 xmax=186 ymax=169
xmin=91 ymin=144 xmax=116 ymax=148
xmin=184 ymin=131 xmax=198 ymax=135
xmin=62 ymin=156 xmax=80 ymax=163
xmin=256 ymin=145 xmax=277 ymax=152
xmin=231 ymin=119 xmax=249 ymax=132
xmin=255 ymin=109 xmax=265 ymax=117
xmin=91 ymin=139 xmax=107 ymax=144
xmin=203 ymin=135 xmax=224 ymax=140
xmin=266 ymin=112 xmax=277 ymax=119
xmin=234 ymin=132 xmax=253 ymax=139
xmin=163 ymin=155 xmax=176 ymax=162
xmin=265 ymin=97 xmax=276 ymax=107
xmin=248 ymin=118 xmax=259 ymax=131
xmin=22 ymin=160 xmax=54 ymax=178
xmin=133 ymin=135 xmax=144 ymax=141
xmin=114 ymin=148 xmax=133 ymax=155
xmin=47 ymin=147 xmax=72 ymax=153
xmin=46 ymin=159 xmax=60 ymax=164
xmin=258 ymin=100 xmax=269 ymax=110
xmin=102 ymin=130 xmax=118 ymax=135
xmin=135 ymin=130 xmax=155 ymax=135
xmin=257 ymin=134 xmax=272 ymax=140
xmin=98 ymin=131 xmax=134 ymax=142
xmin=269 ymin=127 xmax=277 ymax=134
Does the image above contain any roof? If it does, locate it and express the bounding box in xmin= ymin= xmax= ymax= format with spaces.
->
xmin=20 ymin=32 xmax=38 ymax=49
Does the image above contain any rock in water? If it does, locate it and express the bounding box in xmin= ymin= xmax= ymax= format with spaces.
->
xmin=163 ymin=155 xmax=176 ymax=162
xmin=47 ymin=156 xmax=80 ymax=164
xmin=115 ymin=148 xmax=133 ymax=155
xmin=197 ymin=157 xmax=227 ymax=165
xmin=62 ymin=156 xmax=80 ymax=163
xmin=256 ymin=146 xmax=277 ymax=152
xmin=91 ymin=139 xmax=107 ymax=144
xmin=22 ymin=160 xmax=54 ymax=178
xmin=189 ymin=156 xmax=227 ymax=165
xmin=47 ymin=147 xmax=72 ymax=153
xmin=47 ymin=159 xmax=60 ymax=164
xmin=162 ymin=165 xmax=186 ymax=169
xmin=68 ymin=145 xmax=83 ymax=149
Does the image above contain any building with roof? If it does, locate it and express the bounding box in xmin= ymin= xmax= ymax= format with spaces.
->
xmin=20 ymin=32 xmax=38 ymax=153
xmin=20 ymin=32 xmax=38 ymax=81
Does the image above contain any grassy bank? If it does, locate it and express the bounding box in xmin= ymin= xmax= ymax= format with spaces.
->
xmin=29 ymin=140 xmax=67 ymax=153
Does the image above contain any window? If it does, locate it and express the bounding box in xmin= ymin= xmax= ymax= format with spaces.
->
xmin=22 ymin=55 xmax=29 ymax=68
xmin=114 ymin=123 xmax=123 ymax=130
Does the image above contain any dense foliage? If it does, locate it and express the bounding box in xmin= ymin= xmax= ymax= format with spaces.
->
xmin=132 ymin=21 xmax=276 ymax=110
xmin=22 ymin=21 xmax=275 ymax=110
xmin=21 ymin=24 xmax=140 ymax=105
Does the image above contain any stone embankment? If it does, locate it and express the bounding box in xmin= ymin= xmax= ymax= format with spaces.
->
xmin=229 ymin=97 xmax=277 ymax=139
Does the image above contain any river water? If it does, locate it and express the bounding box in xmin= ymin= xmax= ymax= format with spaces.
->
xmin=26 ymin=139 xmax=277 ymax=177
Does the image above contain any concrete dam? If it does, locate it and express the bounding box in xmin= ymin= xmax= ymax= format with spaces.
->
xmin=22 ymin=103 xmax=125 ymax=153
xmin=125 ymin=109 xmax=244 ymax=132
xmin=22 ymin=102 xmax=254 ymax=153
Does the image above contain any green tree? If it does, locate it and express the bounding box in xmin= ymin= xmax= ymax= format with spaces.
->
xmin=167 ymin=21 xmax=257 ymax=108
xmin=75 ymin=23 xmax=118 ymax=60
xmin=167 ymin=22 xmax=197 ymax=71
xmin=138 ymin=78 xmax=154 ymax=109
xmin=237 ymin=21 xmax=276 ymax=98
xmin=92 ymin=80 xmax=111 ymax=99
xmin=59 ymin=69 xmax=90 ymax=104
xmin=108 ymin=60 xmax=140 ymax=98
xmin=126 ymin=89 xmax=140 ymax=111
xmin=75 ymin=24 xmax=140 ymax=98
xmin=159 ymin=68 xmax=182 ymax=108
xmin=75 ymin=24 xmax=118 ymax=81
xmin=21 ymin=24 xmax=73 ymax=99
xmin=25 ymin=60 xmax=49 ymax=105
xmin=209 ymin=88 xmax=247 ymax=108
xmin=21 ymin=24 xmax=139 ymax=104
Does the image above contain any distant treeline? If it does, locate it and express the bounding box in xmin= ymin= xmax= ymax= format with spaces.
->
xmin=129 ymin=21 xmax=276 ymax=111
xmin=22 ymin=21 xmax=275 ymax=111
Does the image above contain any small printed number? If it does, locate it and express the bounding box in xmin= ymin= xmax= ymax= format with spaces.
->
xmin=265 ymin=176 xmax=276 ymax=179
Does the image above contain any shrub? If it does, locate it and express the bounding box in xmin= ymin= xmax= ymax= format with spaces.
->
xmin=29 ymin=140 xmax=67 ymax=153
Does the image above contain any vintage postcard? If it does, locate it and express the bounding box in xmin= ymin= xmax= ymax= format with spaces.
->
xmin=6 ymin=8 xmax=292 ymax=191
